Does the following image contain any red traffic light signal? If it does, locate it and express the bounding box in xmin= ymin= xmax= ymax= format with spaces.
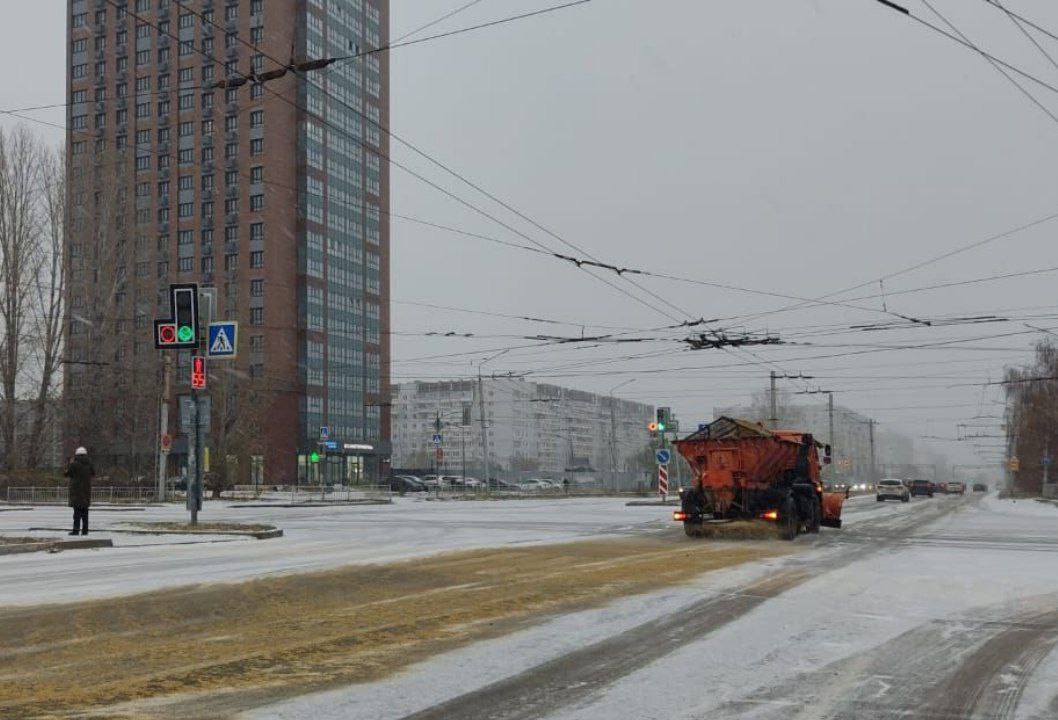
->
xmin=191 ymin=356 xmax=207 ymax=390
xmin=155 ymin=321 xmax=178 ymax=348
xmin=648 ymin=422 xmax=658 ymax=432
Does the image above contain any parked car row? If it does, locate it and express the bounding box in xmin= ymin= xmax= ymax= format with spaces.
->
xmin=389 ymin=475 xmax=568 ymax=493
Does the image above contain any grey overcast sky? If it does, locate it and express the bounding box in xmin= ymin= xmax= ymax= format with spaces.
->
xmin=8 ymin=0 xmax=1058 ymax=465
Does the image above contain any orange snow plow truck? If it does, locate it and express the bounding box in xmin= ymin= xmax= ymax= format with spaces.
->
xmin=673 ymin=417 xmax=846 ymax=540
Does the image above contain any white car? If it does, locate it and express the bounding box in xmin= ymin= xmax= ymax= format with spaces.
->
xmin=876 ymin=478 xmax=910 ymax=503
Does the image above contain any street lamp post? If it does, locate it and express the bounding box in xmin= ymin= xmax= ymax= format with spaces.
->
xmin=608 ymin=379 xmax=635 ymax=492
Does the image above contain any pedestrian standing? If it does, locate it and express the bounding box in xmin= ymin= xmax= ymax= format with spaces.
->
xmin=64 ymin=447 xmax=95 ymax=536
xmin=562 ymin=478 xmax=570 ymax=495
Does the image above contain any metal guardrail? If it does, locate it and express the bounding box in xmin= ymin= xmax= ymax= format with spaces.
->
xmin=5 ymin=486 xmax=157 ymax=504
xmin=224 ymin=484 xmax=392 ymax=503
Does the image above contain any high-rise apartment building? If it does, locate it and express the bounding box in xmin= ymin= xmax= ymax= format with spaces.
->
xmin=65 ymin=0 xmax=390 ymax=484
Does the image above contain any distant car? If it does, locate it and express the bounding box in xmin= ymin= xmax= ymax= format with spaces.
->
xmin=946 ymin=481 xmax=966 ymax=494
xmin=910 ymin=479 xmax=934 ymax=498
xmin=935 ymin=482 xmax=948 ymax=493
xmin=421 ymin=475 xmax=442 ymax=488
xmin=390 ymin=475 xmax=427 ymax=493
xmin=487 ymin=478 xmax=522 ymax=490
xmin=973 ymin=483 xmax=988 ymax=493
xmin=877 ymin=478 xmax=910 ymax=503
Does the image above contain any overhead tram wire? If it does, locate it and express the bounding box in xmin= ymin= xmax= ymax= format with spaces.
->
xmin=918 ymin=0 xmax=1058 ymax=125
xmin=163 ymin=0 xmax=813 ymax=389
xmin=156 ymin=0 xmax=685 ymax=324
xmin=393 ymin=0 xmax=491 ymax=43
xmin=986 ymin=0 xmax=1058 ymax=73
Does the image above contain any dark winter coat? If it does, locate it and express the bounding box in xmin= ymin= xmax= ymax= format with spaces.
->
xmin=65 ymin=456 xmax=95 ymax=508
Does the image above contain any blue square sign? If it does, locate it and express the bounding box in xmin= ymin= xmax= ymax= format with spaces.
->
xmin=207 ymin=321 xmax=238 ymax=359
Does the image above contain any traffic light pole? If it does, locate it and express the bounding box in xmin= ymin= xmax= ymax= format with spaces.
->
xmin=191 ymin=389 xmax=202 ymax=525
xmin=157 ymin=355 xmax=171 ymax=502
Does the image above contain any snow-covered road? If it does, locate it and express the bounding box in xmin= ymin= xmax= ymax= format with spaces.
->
xmin=0 ymin=497 xmax=670 ymax=605
xmin=248 ymin=493 xmax=1058 ymax=720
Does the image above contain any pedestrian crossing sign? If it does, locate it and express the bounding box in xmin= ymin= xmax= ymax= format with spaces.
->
xmin=207 ymin=321 xmax=238 ymax=359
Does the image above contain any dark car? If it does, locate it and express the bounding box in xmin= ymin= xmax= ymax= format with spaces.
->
xmin=910 ymin=479 xmax=934 ymax=498
xmin=390 ymin=475 xmax=428 ymax=493
xmin=973 ymin=483 xmax=988 ymax=493
xmin=487 ymin=478 xmax=522 ymax=490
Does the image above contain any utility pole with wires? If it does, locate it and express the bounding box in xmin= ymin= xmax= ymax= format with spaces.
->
xmin=478 ymin=371 xmax=489 ymax=485
xmin=769 ymin=371 xmax=778 ymax=429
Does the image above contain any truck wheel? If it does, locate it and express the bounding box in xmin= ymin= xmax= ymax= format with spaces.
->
xmin=806 ymin=497 xmax=821 ymax=534
xmin=876 ymin=495 xmax=884 ymax=502
xmin=778 ymin=497 xmax=798 ymax=541
xmin=902 ymin=495 xmax=909 ymax=503
xmin=684 ymin=521 xmax=702 ymax=538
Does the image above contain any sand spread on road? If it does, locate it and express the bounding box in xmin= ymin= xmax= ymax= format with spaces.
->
xmin=0 ymin=535 xmax=788 ymax=719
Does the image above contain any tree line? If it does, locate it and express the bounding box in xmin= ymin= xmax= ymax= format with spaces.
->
xmin=1005 ymin=340 xmax=1058 ymax=494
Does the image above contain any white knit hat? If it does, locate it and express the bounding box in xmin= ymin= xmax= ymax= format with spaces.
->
xmin=75 ymin=447 xmax=88 ymax=455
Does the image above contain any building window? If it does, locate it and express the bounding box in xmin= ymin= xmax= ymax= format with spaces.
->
xmin=202 ymin=173 xmax=215 ymax=190
xmin=71 ymin=115 xmax=87 ymax=130
xmin=250 ymin=222 xmax=263 ymax=241
xmin=179 ymin=67 xmax=194 ymax=85
xmin=202 ymin=256 xmax=215 ymax=272
xmin=136 ymin=50 xmax=151 ymax=66
xmin=202 ymin=119 xmax=215 ymax=135
xmin=250 ymin=138 xmax=263 ymax=156
xmin=178 ymin=257 xmax=193 ymax=273
xmin=202 ymin=146 xmax=214 ymax=162
xmin=178 ymin=148 xmax=193 ymax=165
xmin=179 ymin=94 xmax=194 ymax=111
xmin=136 ymin=155 xmax=151 ymax=171
xmin=250 ymin=110 xmax=263 ymax=129
xmin=202 ymin=201 xmax=214 ymax=219
xmin=179 ymin=230 xmax=193 ymax=245
xmin=250 ymin=166 xmax=263 ymax=184
xmin=201 ymin=228 xmax=214 ymax=245
xmin=71 ymin=63 xmax=88 ymax=79
xmin=72 ymin=12 xmax=87 ymax=27
xmin=179 ymin=13 xmax=194 ymax=29
xmin=251 ymin=27 xmax=263 ymax=45
xmin=225 ymin=4 xmax=238 ymax=21
xmin=224 ymin=253 xmax=238 ymax=271
xmin=72 ymin=38 xmax=88 ymax=53
xmin=250 ymin=307 xmax=263 ymax=325
xmin=250 ymin=279 xmax=263 ymax=296
xmin=179 ymin=175 xmax=193 ymax=191
xmin=179 ymin=121 xmax=193 ymax=137
xmin=135 ymin=102 xmax=150 ymax=118
xmin=158 ymin=180 xmax=170 ymax=197
xmin=158 ymin=47 xmax=171 ymax=63
xmin=225 ymin=198 xmax=238 ymax=214
xmin=225 ymin=142 xmax=238 ymax=159
xmin=250 ymin=194 xmax=264 ymax=211
xmin=251 ymin=0 xmax=263 ymax=15
xmin=250 ymin=334 xmax=264 ymax=351
xmin=224 ymin=225 xmax=238 ymax=242
xmin=178 ymin=202 xmax=193 ymax=218
xmin=72 ymin=89 xmax=87 ymax=104
xmin=250 ymin=250 xmax=263 ymax=268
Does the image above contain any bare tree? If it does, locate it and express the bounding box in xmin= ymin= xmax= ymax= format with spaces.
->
xmin=22 ymin=147 xmax=66 ymax=468
xmin=0 ymin=127 xmax=45 ymax=469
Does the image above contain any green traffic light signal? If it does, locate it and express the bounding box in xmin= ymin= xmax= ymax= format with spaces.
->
xmin=310 ymin=451 xmax=320 ymax=463
xmin=657 ymin=422 xmax=666 ymax=431
xmin=177 ymin=325 xmax=194 ymax=342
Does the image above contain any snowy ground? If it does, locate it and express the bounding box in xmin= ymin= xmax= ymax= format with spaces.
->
xmin=0 ymin=496 xmax=670 ymax=605
xmin=246 ymin=493 xmax=1058 ymax=720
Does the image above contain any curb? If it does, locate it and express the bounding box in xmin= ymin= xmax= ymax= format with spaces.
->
xmin=29 ymin=526 xmax=283 ymax=540
xmin=0 ymin=538 xmax=113 ymax=555
xmin=625 ymin=500 xmax=680 ymax=507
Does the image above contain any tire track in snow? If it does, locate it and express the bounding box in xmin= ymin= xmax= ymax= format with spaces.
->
xmin=398 ymin=494 xmax=975 ymax=720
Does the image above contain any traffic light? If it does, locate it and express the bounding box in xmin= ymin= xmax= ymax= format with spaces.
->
xmin=648 ymin=422 xmax=658 ymax=433
xmin=155 ymin=283 xmax=200 ymax=349
xmin=310 ymin=451 xmax=320 ymax=463
xmin=656 ymin=407 xmax=670 ymax=432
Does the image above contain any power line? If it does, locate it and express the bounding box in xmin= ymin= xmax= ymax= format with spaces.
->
xmin=918 ymin=0 xmax=1058 ymax=126
xmin=394 ymin=0 xmax=490 ymax=43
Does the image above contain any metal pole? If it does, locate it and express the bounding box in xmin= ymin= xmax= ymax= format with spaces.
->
xmin=827 ymin=392 xmax=834 ymax=452
xmin=461 ymin=426 xmax=466 ymax=486
xmin=191 ymin=391 xmax=201 ymax=525
xmin=478 ymin=371 xmax=490 ymax=485
xmin=609 ymin=397 xmax=618 ymax=492
xmin=769 ymin=371 xmax=777 ymax=429
xmin=868 ymin=418 xmax=876 ymax=484
xmin=157 ymin=356 xmax=171 ymax=502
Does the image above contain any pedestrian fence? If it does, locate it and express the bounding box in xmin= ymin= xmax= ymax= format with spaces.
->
xmin=224 ymin=484 xmax=392 ymax=503
xmin=5 ymin=486 xmax=157 ymax=505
